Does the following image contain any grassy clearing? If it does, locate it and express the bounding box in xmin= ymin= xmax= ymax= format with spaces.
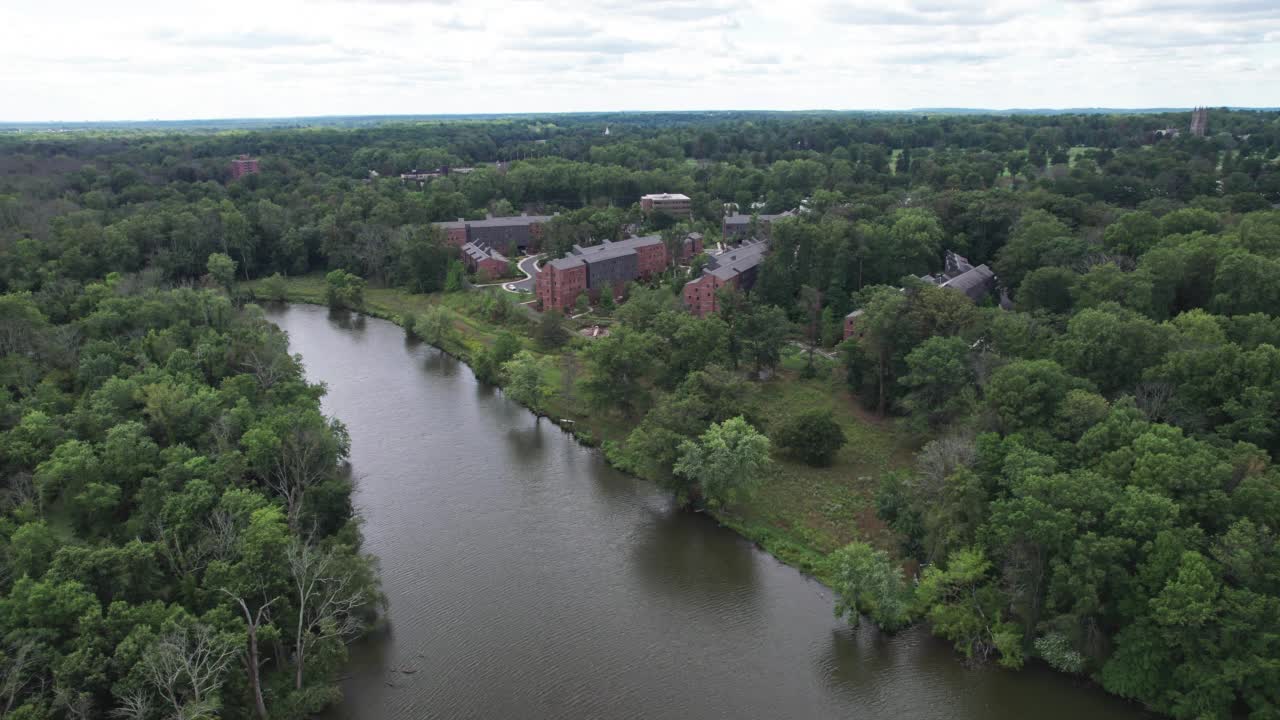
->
xmin=245 ymin=274 xmax=914 ymax=583
xmin=1068 ymin=146 xmax=1099 ymax=167
xmin=726 ymin=362 xmax=912 ymax=578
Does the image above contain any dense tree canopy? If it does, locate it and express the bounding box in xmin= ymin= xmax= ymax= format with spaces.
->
xmin=4 ymin=108 xmax=1280 ymax=719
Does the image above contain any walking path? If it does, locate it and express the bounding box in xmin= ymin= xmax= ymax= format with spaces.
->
xmin=502 ymin=256 xmax=539 ymax=293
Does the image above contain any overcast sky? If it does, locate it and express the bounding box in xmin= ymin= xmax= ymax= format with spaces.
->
xmin=5 ymin=0 xmax=1279 ymax=121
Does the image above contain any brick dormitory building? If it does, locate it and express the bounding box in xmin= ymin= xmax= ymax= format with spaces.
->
xmin=682 ymin=239 xmax=769 ymax=317
xmin=536 ymin=234 xmax=693 ymax=312
xmin=435 ymin=213 xmax=554 ymax=276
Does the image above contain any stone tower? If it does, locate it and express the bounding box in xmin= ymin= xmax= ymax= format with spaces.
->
xmin=1190 ymin=107 xmax=1209 ymax=137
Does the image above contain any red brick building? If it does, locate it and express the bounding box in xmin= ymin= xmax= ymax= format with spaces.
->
xmin=682 ymin=240 xmax=769 ymax=317
xmin=461 ymin=241 xmax=509 ymax=278
xmin=436 ymin=214 xmax=553 ymax=254
xmin=230 ymin=155 xmax=260 ymax=180
xmin=680 ymin=232 xmax=705 ymax=262
xmin=537 ymin=256 xmax=588 ymax=312
xmin=843 ymin=309 xmax=864 ymax=341
xmin=535 ymin=235 xmax=668 ymax=312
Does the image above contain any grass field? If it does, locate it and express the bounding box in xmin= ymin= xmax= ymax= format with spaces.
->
xmin=245 ymin=275 xmax=915 ymax=582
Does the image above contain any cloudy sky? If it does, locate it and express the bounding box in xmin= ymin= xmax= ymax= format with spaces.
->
xmin=5 ymin=0 xmax=1279 ymax=121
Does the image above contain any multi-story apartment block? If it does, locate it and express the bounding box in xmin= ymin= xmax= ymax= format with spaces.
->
xmin=436 ymin=214 xmax=554 ymax=255
xmin=640 ymin=193 xmax=692 ymax=219
xmin=230 ymin=155 xmax=260 ymax=180
xmin=535 ymin=235 xmax=668 ymax=312
xmin=682 ymin=240 xmax=769 ymax=317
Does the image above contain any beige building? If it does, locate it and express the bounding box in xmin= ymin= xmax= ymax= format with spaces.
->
xmin=640 ymin=193 xmax=692 ymax=219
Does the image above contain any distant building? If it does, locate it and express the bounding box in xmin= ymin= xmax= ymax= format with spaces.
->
xmin=230 ymin=155 xmax=259 ymax=180
xmin=722 ymin=210 xmax=795 ymax=242
xmin=682 ymin=240 xmax=769 ymax=317
xmin=1190 ymin=107 xmax=1209 ymax=137
xmin=843 ymin=309 xmax=865 ymax=341
xmin=536 ymin=235 xmax=668 ymax=312
xmin=843 ymin=251 xmax=997 ymax=340
xmin=919 ymin=251 xmax=997 ymax=302
xmin=435 ymin=213 xmax=554 ymax=255
xmin=640 ymin=193 xmax=692 ymax=219
xmin=680 ymin=232 xmax=705 ymax=263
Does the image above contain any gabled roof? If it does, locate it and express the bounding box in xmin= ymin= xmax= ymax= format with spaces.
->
xmin=706 ymin=240 xmax=769 ymax=280
xmin=938 ymin=264 xmax=996 ymax=301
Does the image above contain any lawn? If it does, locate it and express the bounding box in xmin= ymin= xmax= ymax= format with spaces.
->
xmin=725 ymin=363 xmax=913 ymax=577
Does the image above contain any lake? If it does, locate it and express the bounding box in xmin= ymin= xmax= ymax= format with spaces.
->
xmin=267 ymin=304 xmax=1149 ymax=720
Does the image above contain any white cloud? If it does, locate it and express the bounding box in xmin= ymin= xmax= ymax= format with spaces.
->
xmin=1 ymin=0 xmax=1277 ymax=121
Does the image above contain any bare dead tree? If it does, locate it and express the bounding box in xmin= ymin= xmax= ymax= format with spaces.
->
xmin=2 ymin=639 xmax=43 ymax=716
xmin=222 ymin=591 xmax=279 ymax=720
xmin=913 ymin=434 xmax=977 ymax=502
xmin=109 ymin=691 xmax=153 ymax=720
xmin=1134 ymin=380 xmax=1176 ymax=423
xmin=261 ymin=416 xmax=347 ymax=532
xmin=288 ymin=541 xmax=372 ymax=691
xmin=53 ymin=688 xmax=94 ymax=720
xmin=0 ymin=472 xmax=38 ymax=513
xmin=239 ymin=331 xmax=293 ymax=390
xmin=141 ymin=623 xmax=238 ymax=720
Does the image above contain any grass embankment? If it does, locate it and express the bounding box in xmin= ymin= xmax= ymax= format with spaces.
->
xmin=246 ymin=275 xmax=913 ymax=583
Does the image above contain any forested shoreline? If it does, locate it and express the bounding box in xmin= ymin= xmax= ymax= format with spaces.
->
xmin=4 ymin=110 xmax=1280 ymax=718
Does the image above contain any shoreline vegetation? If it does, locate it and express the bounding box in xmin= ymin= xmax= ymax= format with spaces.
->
xmin=247 ymin=275 xmax=913 ymax=582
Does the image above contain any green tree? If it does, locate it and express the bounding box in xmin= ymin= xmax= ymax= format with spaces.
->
xmin=674 ymin=416 xmax=771 ymax=508
xmin=580 ymin=327 xmax=656 ymax=416
xmin=830 ymin=542 xmax=913 ymax=631
xmin=258 ymin=272 xmax=288 ymax=302
xmin=207 ymin=252 xmax=237 ymax=293
xmin=324 ymin=270 xmax=365 ymax=310
xmin=900 ymin=336 xmax=974 ymax=428
xmin=1016 ymin=266 xmax=1077 ymax=315
xmin=985 ymin=359 xmax=1087 ymax=431
xmin=501 ymin=351 xmax=551 ymax=412
xmin=536 ymin=311 xmax=571 ymax=350
xmin=444 ymin=260 xmax=465 ymax=292
xmin=996 ymin=210 xmax=1087 ymax=292
xmin=772 ymin=408 xmax=847 ymax=466
xmin=737 ymin=304 xmax=790 ymax=376
xmin=914 ymin=547 xmax=1024 ymax=668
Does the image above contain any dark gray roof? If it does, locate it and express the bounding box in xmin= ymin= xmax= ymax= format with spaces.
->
xmin=723 ymin=211 xmax=794 ymax=225
xmin=547 ymin=256 xmax=585 ymax=271
xmin=571 ymin=235 xmax=663 ymax=262
xmin=464 ymin=214 xmax=554 ymax=228
xmin=938 ymin=264 xmax=996 ymax=301
xmin=435 ymin=214 xmax=553 ymax=230
xmin=706 ymin=241 xmax=769 ymax=280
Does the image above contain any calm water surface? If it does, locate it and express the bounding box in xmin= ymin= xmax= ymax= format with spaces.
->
xmin=268 ymin=304 xmax=1150 ymax=720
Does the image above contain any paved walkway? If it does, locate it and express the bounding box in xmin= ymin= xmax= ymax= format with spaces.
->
xmin=503 ymin=256 xmax=538 ymax=294
xmin=788 ymin=340 xmax=839 ymax=361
